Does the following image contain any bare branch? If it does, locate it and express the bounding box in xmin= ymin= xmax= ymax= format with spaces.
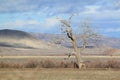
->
xmin=69 ymin=14 xmax=75 ymax=24
xmin=60 ymin=20 xmax=71 ymax=28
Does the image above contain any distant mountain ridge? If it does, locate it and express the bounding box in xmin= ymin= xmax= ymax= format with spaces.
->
xmin=0 ymin=29 xmax=120 ymax=49
xmin=31 ymin=33 xmax=120 ymax=49
xmin=0 ymin=29 xmax=120 ymax=56
xmin=0 ymin=29 xmax=37 ymax=39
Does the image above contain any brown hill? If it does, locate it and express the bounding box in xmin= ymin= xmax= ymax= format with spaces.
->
xmin=0 ymin=29 xmax=70 ymax=56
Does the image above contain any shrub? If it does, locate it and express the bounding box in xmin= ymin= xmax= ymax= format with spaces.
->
xmin=0 ymin=62 xmax=10 ymax=68
xmin=24 ymin=60 xmax=39 ymax=68
xmin=0 ymin=62 xmax=23 ymax=68
xmin=41 ymin=60 xmax=54 ymax=68
xmin=0 ymin=59 xmax=120 ymax=69
xmin=106 ymin=59 xmax=120 ymax=68
xmin=84 ymin=60 xmax=120 ymax=69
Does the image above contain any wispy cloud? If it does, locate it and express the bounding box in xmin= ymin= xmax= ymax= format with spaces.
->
xmin=0 ymin=0 xmax=120 ymax=37
xmin=0 ymin=0 xmax=100 ymax=14
xmin=83 ymin=5 xmax=100 ymax=14
xmin=104 ymin=28 xmax=120 ymax=33
xmin=0 ymin=18 xmax=59 ymax=32
xmin=1 ymin=20 xmax=39 ymax=28
xmin=0 ymin=0 xmax=119 ymax=17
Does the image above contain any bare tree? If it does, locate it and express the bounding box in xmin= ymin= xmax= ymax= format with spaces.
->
xmin=58 ymin=15 xmax=83 ymax=69
xmin=58 ymin=15 xmax=98 ymax=69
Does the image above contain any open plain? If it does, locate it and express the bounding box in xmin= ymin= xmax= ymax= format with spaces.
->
xmin=0 ymin=68 xmax=120 ymax=80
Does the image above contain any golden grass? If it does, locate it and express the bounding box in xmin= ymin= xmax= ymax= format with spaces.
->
xmin=0 ymin=56 xmax=69 ymax=58
xmin=0 ymin=68 xmax=120 ymax=80
xmin=1 ymin=56 xmax=120 ymax=59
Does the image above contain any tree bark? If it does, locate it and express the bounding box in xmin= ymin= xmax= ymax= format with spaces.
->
xmin=69 ymin=30 xmax=83 ymax=69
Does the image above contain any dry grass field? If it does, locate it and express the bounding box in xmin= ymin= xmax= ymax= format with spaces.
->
xmin=0 ymin=68 xmax=120 ymax=80
xmin=0 ymin=56 xmax=120 ymax=80
xmin=1 ymin=56 xmax=120 ymax=63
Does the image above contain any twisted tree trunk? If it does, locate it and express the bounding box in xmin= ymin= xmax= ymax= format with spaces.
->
xmin=68 ymin=30 xmax=83 ymax=69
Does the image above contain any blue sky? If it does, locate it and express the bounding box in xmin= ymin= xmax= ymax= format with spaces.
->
xmin=0 ymin=0 xmax=120 ymax=38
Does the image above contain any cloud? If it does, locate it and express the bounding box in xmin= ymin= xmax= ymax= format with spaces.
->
xmin=1 ymin=20 xmax=39 ymax=28
xmin=0 ymin=0 xmax=120 ymax=37
xmin=78 ymin=7 xmax=120 ymax=21
xmin=0 ymin=18 xmax=59 ymax=33
xmin=0 ymin=0 xmax=119 ymax=19
xmin=114 ymin=0 xmax=120 ymax=9
xmin=82 ymin=5 xmax=101 ymax=14
xmin=0 ymin=0 xmax=38 ymax=13
xmin=0 ymin=0 xmax=100 ymax=14
xmin=104 ymin=28 xmax=120 ymax=33
xmin=44 ymin=18 xmax=59 ymax=29
xmin=0 ymin=0 xmax=119 ymax=15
